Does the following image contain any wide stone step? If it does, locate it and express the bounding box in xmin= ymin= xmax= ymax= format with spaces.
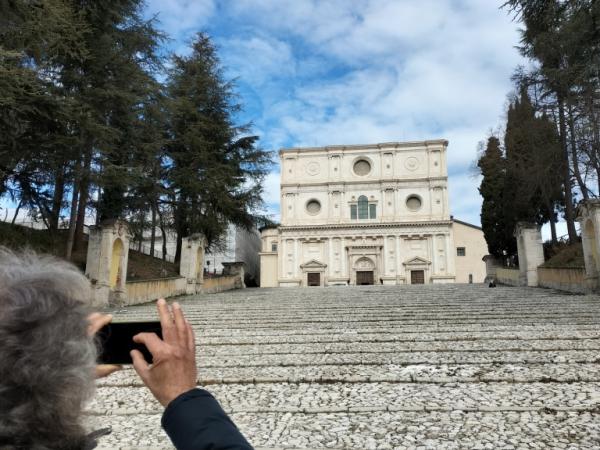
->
xmin=86 ymin=410 xmax=600 ymax=450
xmin=96 ymin=363 xmax=600 ymax=387
xmin=198 ymin=339 xmax=600 ymax=356
xmin=88 ymin=382 xmax=600 ymax=415
xmin=95 ymin=351 xmax=600 ymax=380
xmin=193 ymin=324 xmax=600 ymax=338
xmin=199 ymin=330 xmax=600 ymax=345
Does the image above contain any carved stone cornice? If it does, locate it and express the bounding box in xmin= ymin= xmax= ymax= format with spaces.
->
xmin=280 ymin=177 xmax=447 ymax=190
xmin=279 ymin=139 xmax=448 ymax=156
xmin=280 ymin=220 xmax=452 ymax=232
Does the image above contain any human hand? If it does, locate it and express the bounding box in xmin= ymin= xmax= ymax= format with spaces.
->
xmin=130 ymin=298 xmax=197 ymax=407
xmin=87 ymin=312 xmax=122 ymax=378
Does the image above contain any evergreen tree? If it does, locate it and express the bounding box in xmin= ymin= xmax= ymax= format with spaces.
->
xmin=504 ymin=87 xmax=564 ymax=240
xmin=478 ymin=136 xmax=515 ymax=258
xmin=165 ymin=33 xmax=272 ymax=261
xmin=0 ymin=1 xmax=88 ymax=230
xmin=503 ymin=0 xmax=600 ymax=243
xmin=1 ymin=6 xmax=272 ymax=264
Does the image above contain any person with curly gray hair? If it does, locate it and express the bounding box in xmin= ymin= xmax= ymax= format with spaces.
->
xmin=0 ymin=248 xmax=254 ymax=450
xmin=0 ymin=248 xmax=120 ymax=449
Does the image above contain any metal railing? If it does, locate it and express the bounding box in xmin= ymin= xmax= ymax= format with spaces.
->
xmin=129 ymin=240 xmax=176 ymax=263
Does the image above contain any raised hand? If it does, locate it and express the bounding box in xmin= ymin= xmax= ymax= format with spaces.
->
xmin=130 ymin=299 xmax=197 ymax=407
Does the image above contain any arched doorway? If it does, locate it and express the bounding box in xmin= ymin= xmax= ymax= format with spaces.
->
xmin=355 ymin=257 xmax=375 ymax=285
xmin=110 ymin=238 xmax=123 ymax=288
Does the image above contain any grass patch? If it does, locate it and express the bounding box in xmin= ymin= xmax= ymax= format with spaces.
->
xmin=541 ymin=242 xmax=585 ymax=268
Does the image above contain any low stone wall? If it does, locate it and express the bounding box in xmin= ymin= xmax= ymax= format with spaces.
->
xmin=124 ymin=273 xmax=245 ymax=305
xmin=126 ymin=277 xmax=187 ymax=305
xmin=538 ymin=267 xmax=586 ymax=294
xmin=202 ymin=275 xmax=244 ymax=294
xmin=495 ymin=267 xmax=520 ymax=286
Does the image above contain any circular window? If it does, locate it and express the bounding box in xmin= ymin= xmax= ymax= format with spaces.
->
xmin=306 ymin=200 xmax=321 ymax=215
xmin=353 ymin=159 xmax=371 ymax=176
xmin=406 ymin=195 xmax=422 ymax=211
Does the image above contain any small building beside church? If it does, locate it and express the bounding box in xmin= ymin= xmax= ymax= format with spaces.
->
xmin=259 ymin=140 xmax=487 ymax=287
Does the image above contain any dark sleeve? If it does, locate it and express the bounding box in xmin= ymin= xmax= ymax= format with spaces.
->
xmin=161 ymin=388 xmax=254 ymax=450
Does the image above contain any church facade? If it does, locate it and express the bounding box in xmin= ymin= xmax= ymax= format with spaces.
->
xmin=259 ymin=140 xmax=487 ymax=287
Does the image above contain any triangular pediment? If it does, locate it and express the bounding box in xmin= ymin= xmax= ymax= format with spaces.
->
xmin=403 ymin=256 xmax=431 ymax=266
xmin=300 ymin=259 xmax=327 ymax=269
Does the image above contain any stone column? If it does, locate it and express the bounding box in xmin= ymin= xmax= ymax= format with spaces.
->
xmin=180 ymin=233 xmax=207 ymax=294
xmin=576 ymin=199 xmax=600 ymax=291
xmin=514 ymin=222 xmax=544 ymax=287
xmin=85 ymin=219 xmax=131 ymax=307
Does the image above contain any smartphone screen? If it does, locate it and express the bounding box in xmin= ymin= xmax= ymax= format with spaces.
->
xmin=97 ymin=321 xmax=162 ymax=364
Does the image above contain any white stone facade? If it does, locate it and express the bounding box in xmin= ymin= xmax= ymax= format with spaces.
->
xmin=260 ymin=140 xmax=487 ymax=287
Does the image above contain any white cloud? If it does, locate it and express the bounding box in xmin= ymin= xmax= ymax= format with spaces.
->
xmin=261 ymin=171 xmax=281 ymax=207
xmin=141 ymin=0 xmax=527 ymax=228
xmin=221 ymin=35 xmax=296 ymax=87
xmin=145 ymin=0 xmax=215 ymax=43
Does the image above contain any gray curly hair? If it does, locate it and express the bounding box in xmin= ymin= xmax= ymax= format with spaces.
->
xmin=0 ymin=248 xmax=97 ymax=449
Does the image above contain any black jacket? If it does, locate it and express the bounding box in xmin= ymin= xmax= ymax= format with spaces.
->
xmin=162 ymin=388 xmax=254 ymax=450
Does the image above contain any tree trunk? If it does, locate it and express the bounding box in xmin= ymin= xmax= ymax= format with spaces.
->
xmin=567 ymin=103 xmax=589 ymax=200
xmin=161 ymin=226 xmax=168 ymax=260
xmin=548 ymin=200 xmax=558 ymax=244
xmin=175 ymin=231 xmax=182 ymax=264
xmin=557 ymin=97 xmax=578 ymax=243
xmin=550 ymin=218 xmax=557 ymax=243
xmin=157 ymin=205 xmax=168 ymax=260
xmin=11 ymin=201 xmax=22 ymax=224
xmin=74 ymin=151 xmax=92 ymax=250
xmin=150 ymin=203 xmax=157 ymax=257
xmin=138 ymin=210 xmax=144 ymax=252
xmin=49 ymin=166 xmax=65 ymax=232
xmin=65 ymin=182 xmax=80 ymax=260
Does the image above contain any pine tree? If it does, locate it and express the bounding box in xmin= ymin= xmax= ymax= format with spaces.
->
xmin=0 ymin=1 xmax=88 ymax=231
xmin=504 ymin=86 xmax=564 ymax=241
xmin=503 ymin=0 xmax=600 ymax=242
xmin=478 ymin=136 xmax=515 ymax=258
xmin=165 ymin=33 xmax=272 ymax=261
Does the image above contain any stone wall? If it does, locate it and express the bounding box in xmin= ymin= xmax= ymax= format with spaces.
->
xmin=126 ymin=277 xmax=187 ymax=305
xmin=496 ymin=268 xmax=520 ymax=286
xmin=537 ymin=267 xmax=587 ymax=294
xmin=202 ymin=275 xmax=244 ymax=294
xmin=125 ymin=273 xmax=247 ymax=305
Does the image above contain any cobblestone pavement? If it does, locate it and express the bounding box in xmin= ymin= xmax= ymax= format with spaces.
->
xmin=86 ymin=284 xmax=600 ymax=449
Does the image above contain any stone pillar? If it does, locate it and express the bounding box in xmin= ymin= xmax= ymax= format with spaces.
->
xmin=514 ymin=222 xmax=544 ymax=287
xmin=222 ymin=262 xmax=246 ymax=289
xmin=482 ymin=255 xmax=501 ymax=283
xmin=85 ymin=219 xmax=131 ymax=307
xmin=576 ymin=199 xmax=600 ymax=291
xmin=180 ymin=233 xmax=207 ymax=294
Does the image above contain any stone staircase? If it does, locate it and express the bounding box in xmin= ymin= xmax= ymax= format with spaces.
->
xmin=87 ymin=284 xmax=600 ymax=449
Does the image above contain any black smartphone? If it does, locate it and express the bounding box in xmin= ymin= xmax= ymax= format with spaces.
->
xmin=97 ymin=321 xmax=162 ymax=364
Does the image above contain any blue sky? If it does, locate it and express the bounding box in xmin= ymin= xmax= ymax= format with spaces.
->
xmin=143 ymin=0 xmax=527 ymax=227
xmin=1 ymin=1 xmax=536 ymax=234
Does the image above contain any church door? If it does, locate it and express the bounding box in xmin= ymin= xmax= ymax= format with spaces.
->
xmin=411 ymin=270 xmax=425 ymax=284
xmin=307 ymin=272 xmax=320 ymax=286
xmin=356 ymin=271 xmax=374 ymax=285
